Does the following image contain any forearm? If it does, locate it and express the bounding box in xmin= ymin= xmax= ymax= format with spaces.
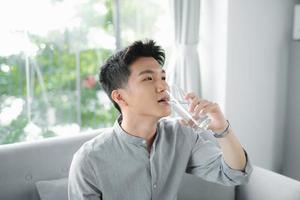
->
xmin=216 ymin=128 xmax=247 ymax=171
xmin=182 ymin=93 xmax=248 ymax=171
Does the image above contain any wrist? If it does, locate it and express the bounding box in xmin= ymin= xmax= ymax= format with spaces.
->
xmin=213 ymin=120 xmax=231 ymax=138
xmin=213 ymin=120 xmax=228 ymax=133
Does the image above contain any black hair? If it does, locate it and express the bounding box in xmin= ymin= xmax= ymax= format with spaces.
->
xmin=99 ymin=39 xmax=165 ymax=113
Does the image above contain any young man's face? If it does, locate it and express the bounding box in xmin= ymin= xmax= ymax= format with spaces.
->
xmin=120 ymin=57 xmax=171 ymax=119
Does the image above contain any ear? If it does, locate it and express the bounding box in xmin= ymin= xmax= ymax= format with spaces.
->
xmin=111 ymin=89 xmax=128 ymax=108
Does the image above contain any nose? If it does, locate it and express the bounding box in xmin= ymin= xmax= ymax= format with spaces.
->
xmin=156 ymin=79 xmax=169 ymax=93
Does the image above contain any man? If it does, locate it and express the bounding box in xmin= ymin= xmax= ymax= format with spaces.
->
xmin=68 ymin=40 xmax=253 ymax=200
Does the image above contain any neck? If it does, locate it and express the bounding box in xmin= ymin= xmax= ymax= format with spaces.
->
xmin=120 ymin=113 xmax=158 ymax=143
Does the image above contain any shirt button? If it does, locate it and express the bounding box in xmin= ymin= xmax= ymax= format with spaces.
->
xmin=142 ymin=140 xmax=147 ymax=144
xmin=153 ymin=184 xmax=157 ymax=188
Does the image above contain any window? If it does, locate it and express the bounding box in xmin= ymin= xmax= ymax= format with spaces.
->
xmin=0 ymin=0 xmax=171 ymax=144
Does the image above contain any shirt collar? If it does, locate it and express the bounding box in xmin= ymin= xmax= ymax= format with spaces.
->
xmin=114 ymin=115 xmax=149 ymax=147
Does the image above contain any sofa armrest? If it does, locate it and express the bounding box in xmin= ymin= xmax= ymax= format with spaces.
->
xmin=236 ymin=166 xmax=300 ymax=200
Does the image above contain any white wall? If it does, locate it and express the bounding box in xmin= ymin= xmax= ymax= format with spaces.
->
xmin=201 ymin=0 xmax=297 ymax=172
xmin=225 ymin=0 xmax=297 ymax=171
xmin=283 ymin=42 xmax=300 ymax=180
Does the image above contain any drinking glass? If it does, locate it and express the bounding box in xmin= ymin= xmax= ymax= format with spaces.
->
xmin=167 ymin=85 xmax=211 ymax=132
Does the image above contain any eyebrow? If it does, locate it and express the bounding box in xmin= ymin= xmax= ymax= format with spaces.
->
xmin=138 ymin=69 xmax=166 ymax=76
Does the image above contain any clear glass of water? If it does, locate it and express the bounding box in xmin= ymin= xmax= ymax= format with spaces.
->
xmin=167 ymin=84 xmax=211 ymax=132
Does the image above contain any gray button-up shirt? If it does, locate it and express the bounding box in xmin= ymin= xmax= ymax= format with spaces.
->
xmin=68 ymin=117 xmax=253 ymax=200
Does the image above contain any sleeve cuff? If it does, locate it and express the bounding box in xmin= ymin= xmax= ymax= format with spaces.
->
xmin=221 ymin=149 xmax=253 ymax=184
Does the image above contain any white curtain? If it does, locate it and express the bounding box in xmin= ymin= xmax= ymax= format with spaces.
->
xmin=167 ymin=0 xmax=201 ymax=96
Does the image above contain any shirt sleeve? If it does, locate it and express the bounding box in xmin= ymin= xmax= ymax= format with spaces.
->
xmin=68 ymin=150 xmax=102 ymax=200
xmin=185 ymin=131 xmax=253 ymax=186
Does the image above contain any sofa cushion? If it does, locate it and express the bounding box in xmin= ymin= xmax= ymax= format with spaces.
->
xmin=236 ymin=166 xmax=300 ymax=200
xmin=178 ymin=173 xmax=235 ymax=200
xmin=0 ymin=131 xmax=99 ymax=200
xmin=36 ymin=178 xmax=68 ymax=200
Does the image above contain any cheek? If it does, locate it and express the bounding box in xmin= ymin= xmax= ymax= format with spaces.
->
xmin=128 ymin=90 xmax=147 ymax=102
xmin=134 ymin=91 xmax=155 ymax=105
xmin=127 ymin=84 xmax=156 ymax=103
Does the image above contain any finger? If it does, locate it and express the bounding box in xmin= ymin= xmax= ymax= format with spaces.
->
xmin=179 ymin=117 xmax=196 ymax=127
xmin=188 ymin=96 xmax=203 ymax=112
xmin=190 ymin=99 xmax=209 ymax=114
xmin=196 ymin=100 xmax=210 ymax=111
xmin=189 ymin=100 xmax=199 ymax=112
xmin=193 ymin=101 xmax=211 ymax=117
xmin=178 ymin=118 xmax=189 ymax=126
xmin=184 ymin=92 xmax=197 ymax=100
xmin=187 ymin=119 xmax=195 ymax=126
xmin=200 ymin=103 xmax=219 ymax=115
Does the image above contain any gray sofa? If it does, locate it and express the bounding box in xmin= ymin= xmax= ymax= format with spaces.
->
xmin=1 ymin=130 xmax=300 ymax=200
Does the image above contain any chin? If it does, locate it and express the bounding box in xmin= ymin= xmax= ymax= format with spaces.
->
xmin=159 ymin=109 xmax=171 ymax=118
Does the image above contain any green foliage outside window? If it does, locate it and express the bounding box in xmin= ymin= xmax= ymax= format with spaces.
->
xmin=0 ymin=0 xmax=119 ymax=144
xmin=0 ymin=0 xmax=169 ymax=145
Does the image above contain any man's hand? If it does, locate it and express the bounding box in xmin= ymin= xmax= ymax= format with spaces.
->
xmin=178 ymin=92 xmax=248 ymax=171
xmin=178 ymin=92 xmax=228 ymax=133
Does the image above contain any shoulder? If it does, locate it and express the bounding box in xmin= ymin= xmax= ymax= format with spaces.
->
xmin=73 ymin=128 xmax=115 ymax=161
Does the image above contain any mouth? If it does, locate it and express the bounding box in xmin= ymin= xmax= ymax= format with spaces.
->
xmin=157 ymin=96 xmax=170 ymax=104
